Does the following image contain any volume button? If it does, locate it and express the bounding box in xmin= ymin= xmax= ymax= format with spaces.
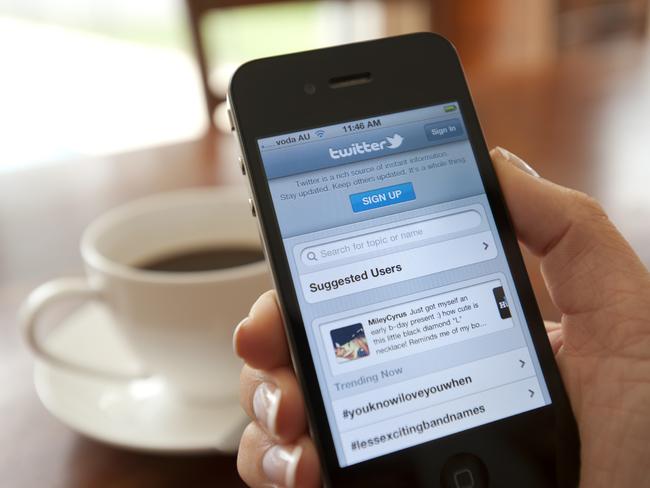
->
xmin=248 ymin=198 xmax=256 ymax=218
xmin=227 ymin=108 xmax=235 ymax=131
xmin=238 ymin=156 xmax=246 ymax=175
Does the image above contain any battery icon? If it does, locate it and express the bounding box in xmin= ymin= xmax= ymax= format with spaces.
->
xmin=444 ymin=104 xmax=457 ymax=113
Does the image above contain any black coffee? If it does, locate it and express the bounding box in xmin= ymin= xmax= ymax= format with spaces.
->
xmin=137 ymin=247 xmax=264 ymax=273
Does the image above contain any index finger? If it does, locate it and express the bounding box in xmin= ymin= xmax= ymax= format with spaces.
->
xmin=234 ymin=290 xmax=291 ymax=370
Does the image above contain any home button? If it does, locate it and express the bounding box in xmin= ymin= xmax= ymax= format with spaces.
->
xmin=440 ymin=453 xmax=489 ymax=488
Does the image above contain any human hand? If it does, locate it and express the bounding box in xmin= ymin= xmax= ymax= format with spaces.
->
xmin=233 ymin=147 xmax=650 ymax=487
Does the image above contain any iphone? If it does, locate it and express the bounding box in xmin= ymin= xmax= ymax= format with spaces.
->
xmin=228 ymin=33 xmax=579 ymax=487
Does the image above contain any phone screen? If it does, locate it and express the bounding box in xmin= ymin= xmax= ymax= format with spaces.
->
xmin=256 ymin=102 xmax=551 ymax=467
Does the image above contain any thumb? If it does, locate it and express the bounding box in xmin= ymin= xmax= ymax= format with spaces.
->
xmin=490 ymin=147 xmax=649 ymax=319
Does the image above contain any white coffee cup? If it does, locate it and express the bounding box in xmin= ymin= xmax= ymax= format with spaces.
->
xmin=19 ymin=187 xmax=271 ymax=402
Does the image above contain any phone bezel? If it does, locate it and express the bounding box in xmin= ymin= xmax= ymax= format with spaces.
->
xmin=229 ymin=33 xmax=579 ymax=487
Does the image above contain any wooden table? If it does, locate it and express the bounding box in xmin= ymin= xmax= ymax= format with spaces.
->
xmin=1 ymin=41 xmax=649 ymax=487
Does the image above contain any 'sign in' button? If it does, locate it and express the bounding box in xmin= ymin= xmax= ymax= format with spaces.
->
xmin=349 ymin=183 xmax=415 ymax=213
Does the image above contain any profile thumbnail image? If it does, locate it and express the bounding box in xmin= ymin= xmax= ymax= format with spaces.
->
xmin=330 ymin=323 xmax=370 ymax=363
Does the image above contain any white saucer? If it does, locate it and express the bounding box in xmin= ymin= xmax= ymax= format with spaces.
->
xmin=33 ymin=302 xmax=247 ymax=453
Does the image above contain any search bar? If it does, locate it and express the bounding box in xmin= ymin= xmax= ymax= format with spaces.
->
xmin=301 ymin=210 xmax=481 ymax=266
xmin=299 ymin=230 xmax=497 ymax=303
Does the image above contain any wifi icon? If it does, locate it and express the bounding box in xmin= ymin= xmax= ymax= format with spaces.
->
xmin=315 ymin=129 xmax=325 ymax=138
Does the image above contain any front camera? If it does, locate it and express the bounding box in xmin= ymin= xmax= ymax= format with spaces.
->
xmin=304 ymin=83 xmax=316 ymax=95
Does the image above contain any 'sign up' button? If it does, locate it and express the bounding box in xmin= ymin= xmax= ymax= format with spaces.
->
xmin=349 ymin=183 xmax=415 ymax=213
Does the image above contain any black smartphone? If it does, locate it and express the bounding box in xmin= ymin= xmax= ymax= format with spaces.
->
xmin=228 ymin=33 xmax=579 ymax=488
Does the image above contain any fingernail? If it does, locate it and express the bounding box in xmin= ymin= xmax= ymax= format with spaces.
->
xmin=253 ymin=382 xmax=281 ymax=436
xmin=232 ymin=316 xmax=249 ymax=357
xmin=262 ymin=445 xmax=302 ymax=488
xmin=248 ymin=292 xmax=269 ymax=320
xmin=495 ymin=146 xmax=539 ymax=177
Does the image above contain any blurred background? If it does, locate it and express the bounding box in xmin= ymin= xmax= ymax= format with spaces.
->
xmin=1 ymin=0 xmax=648 ymax=167
xmin=1 ymin=0 xmax=649 ymax=486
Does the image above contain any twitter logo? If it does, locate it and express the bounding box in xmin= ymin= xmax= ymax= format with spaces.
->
xmin=385 ymin=133 xmax=404 ymax=149
xmin=328 ymin=133 xmax=406 ymax=159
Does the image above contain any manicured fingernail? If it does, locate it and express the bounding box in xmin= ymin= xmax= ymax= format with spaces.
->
xmin=253 ymin=382 xmax=281 ymax=436
xmin=262 ymin=445 xmax=302 ymax=488
xmin=495 ymin=146 xmax=539 ymax=177
xmin=248 ymin=292 xmax=269 ymax=320
xmin=232 ymin=317 xmax=249 ymax=357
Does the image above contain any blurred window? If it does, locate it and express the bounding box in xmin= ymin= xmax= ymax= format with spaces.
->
xmin=0 ymin=0 xmax=205 ymax=169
